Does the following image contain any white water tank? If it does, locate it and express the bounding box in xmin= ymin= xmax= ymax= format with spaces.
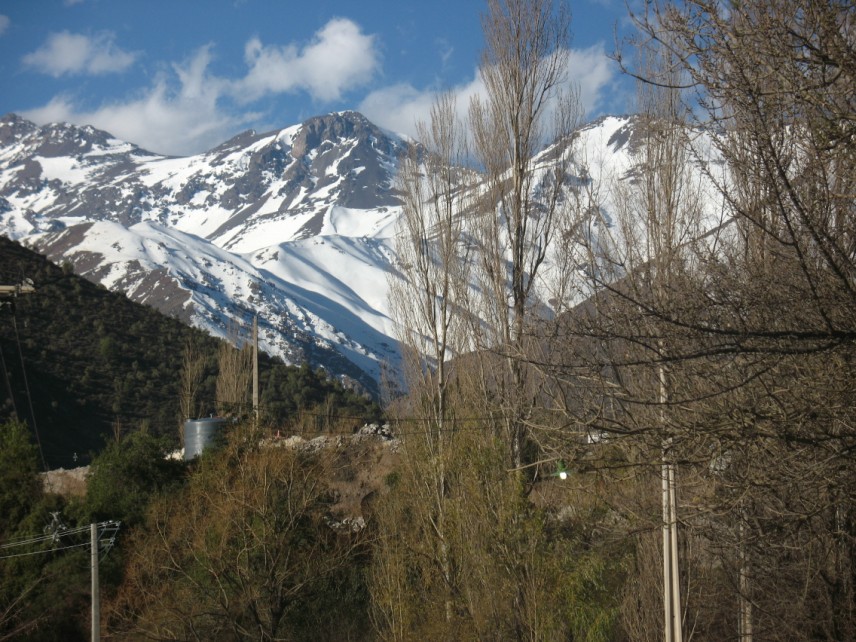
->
xmin=183 ymin=418 xmax=227 ymax=460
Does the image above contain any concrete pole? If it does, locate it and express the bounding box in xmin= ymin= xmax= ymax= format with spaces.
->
xmin=738 ymin=514 xmax=753 ymax=641
xmin=662 ymin=455 xmax=674 ymax=642
xmin=91 ymin=523 xmax=100 ymax=642
xmin=660 ymin=355 xmax=682 ymax=642
xmin=252 ymin=315 xmax=259 ymax=425
xmin=668 ymin=461 xmax=683 ymax=642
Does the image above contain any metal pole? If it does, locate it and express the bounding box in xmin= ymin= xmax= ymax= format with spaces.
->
xmin=91 ymin=523 xmax=100 ymax=642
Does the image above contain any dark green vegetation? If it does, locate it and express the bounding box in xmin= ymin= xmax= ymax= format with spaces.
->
xmin=0 ymin=236 xmax=380 ymax=468
xmin=1 ymin=238 xmax=381 ymax=640
xmin=0 ymin=420 xmax=373 ymax=641
xmin=0 ymin=419 xmax=93 ymax=641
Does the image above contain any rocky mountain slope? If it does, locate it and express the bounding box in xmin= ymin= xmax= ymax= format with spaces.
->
xmin=0 ymin=110 xmax=723 ymax=391
xmin=0 ymin=111 xmax=410 ymax=392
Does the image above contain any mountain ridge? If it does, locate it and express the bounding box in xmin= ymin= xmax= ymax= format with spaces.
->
xmin=0 ymin=111 xmax=694 ymax=389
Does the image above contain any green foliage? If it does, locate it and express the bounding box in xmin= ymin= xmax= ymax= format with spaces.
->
xmin=110 ymin=428 xmax=372 ymax=640
xmin=259 ymin=361 xmax=382 ymax=429
xmin=0 ymin=237 xmax=214 ymax=466
xmin=82 ymin=431 xmax=186 ymax=528
xmin=0 ymin=419 xmax=42 ymax=537
xmin=0 ymin=420 xmax=90 ymax=641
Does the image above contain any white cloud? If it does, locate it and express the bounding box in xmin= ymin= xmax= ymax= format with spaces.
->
xmin=564 ymin=43 xmax=621 ymax=117
xmin=358 ymin=84 xmax=437 ymax=139
xmin=22 ymin=31 xmax=137 ymax=77
xmin=234 ymin=18 xmax=379 ymax=103
xmin=18 ymin=19 xmax=380 ymax=156
xmin=360 ymin=44 xmax=618 ymax=141
xmin=359 ymin=70 xmax=486 ymax=140
xmin=22 ymin=47 xmax=254 ymax=156
xmin=0 ymin=15 xmax=10 ymax=36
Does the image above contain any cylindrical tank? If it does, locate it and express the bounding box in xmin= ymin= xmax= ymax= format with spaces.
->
xmin=183 ymin=418 xmax=227 ymax=460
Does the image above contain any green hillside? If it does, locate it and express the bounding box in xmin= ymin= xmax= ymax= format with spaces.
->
xmin=0 ymin=236 xmax=380 ymax=468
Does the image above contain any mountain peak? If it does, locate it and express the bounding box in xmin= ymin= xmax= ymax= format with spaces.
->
xmin=0 ymin=110 xmax=691 ymax=392
xmin=0 ymin=113 xmax=39 ymax=145
xmin=290 ymin=111 xmax=394 ymax=158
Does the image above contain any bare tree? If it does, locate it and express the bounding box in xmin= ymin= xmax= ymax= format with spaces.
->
xmin=390 ymin=92 xmax=473 ymax=435
xmin=468 ymin=0 xmax=581 ymax=470
xmin=593 ymin=2 xmax=856 ymax=638
xmin=179 ymin=334 xmax=206 ymax=425
xmin=216 ymin=329 xmax=252 ymax=417
xmin=377 ymin=92 xmax=473 ymax=632
xmin=376 ymin=4 xmax=602 ymax=637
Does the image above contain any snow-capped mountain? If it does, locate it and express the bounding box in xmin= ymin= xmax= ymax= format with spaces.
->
xmin=0 ymin=110 xmax=721 ymax=393
xmin=0 ymin=111 xmax=409 ymax=393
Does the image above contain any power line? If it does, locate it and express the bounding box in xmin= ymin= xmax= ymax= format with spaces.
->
xmin=10 ymin=303 xmax=48 ymax=473
xmin=0 ymin=514 xmax=121 ymax=560
xmin=0 ymin=524 xmax=92 ymax=550
xmin=0 ymin=541 xmax=91 ymax=561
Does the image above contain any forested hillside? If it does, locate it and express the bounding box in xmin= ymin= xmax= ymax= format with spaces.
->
xmin=0 ymin=236 xmax=380 ymax=468
xmin=0 ymin=240 xmax=384 ymax=641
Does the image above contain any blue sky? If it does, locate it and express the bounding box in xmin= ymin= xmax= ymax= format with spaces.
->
xmin=0 ymin=0 xmax=636 ymax=156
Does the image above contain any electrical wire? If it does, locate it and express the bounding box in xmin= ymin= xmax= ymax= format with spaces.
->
xmin=0 ymin=541 xmax=91 ymax=561
xmin=10 ymin=303 xmax=48 ymax=473
xmin=0 ymin=524 xmax=92 ymax=550
xmin=0 ymin=521 xmax=121 ymax=561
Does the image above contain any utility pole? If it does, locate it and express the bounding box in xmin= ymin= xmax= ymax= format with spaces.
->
xmin=252 ymin=315 xmax=259 ymax=425
xmin=663 ymin=451 xmax=682 ymax=642
xmin=88 ymin=521 xmax=119 ymax=642
xmin=738 ymin=507 xmax=753 ymax=641
xmin=660 ymin=359 xmax=682 ymax=642
xmin=91 ymin=523 xmax=100 ymax=642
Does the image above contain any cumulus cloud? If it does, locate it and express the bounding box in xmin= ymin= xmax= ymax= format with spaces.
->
xmin=0 ymin=15 xmax=9 ymax=36
xmin=360 ymin=43 xmax=618 ymax=141
xmin=22 ymin=31 xmax=137 ymax=76
xmin=564 ymin=43 xmax=622 ymax=117
xmin=358 ymin=84 xmax=438 ymax=140
xmin=234 ymin=18 xmax=379 ymax=103
xmin=20 ymin=19 xmax=380 ymax=156
xmin=18 ymin=19 xmax=618 ymax=159
xmin=22 ymin=47 xmax=254 ymax=156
